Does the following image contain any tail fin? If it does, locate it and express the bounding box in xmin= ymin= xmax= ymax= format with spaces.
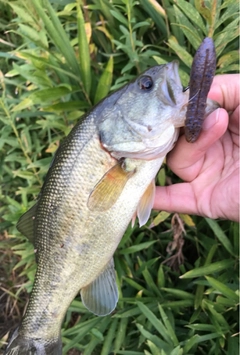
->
xmin=4 ymin=328 xmax=62 ymax=355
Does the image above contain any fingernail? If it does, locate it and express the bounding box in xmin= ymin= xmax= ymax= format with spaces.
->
xmin=202 ymin=108 xmax=220 ymax=131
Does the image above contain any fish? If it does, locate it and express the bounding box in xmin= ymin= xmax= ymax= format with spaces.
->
xmin=5 ymin=56 xmax=219 ymax=354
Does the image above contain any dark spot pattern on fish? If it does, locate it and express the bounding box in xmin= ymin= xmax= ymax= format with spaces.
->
xmin=185 ymin=37 xmax=217 ymax=143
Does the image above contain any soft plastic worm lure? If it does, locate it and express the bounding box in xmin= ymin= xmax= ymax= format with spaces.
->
xmin=185 ymin=37 xmax=217 ymax=143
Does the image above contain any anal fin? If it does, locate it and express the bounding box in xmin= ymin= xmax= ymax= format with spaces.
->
xmin=81 ymin=258 xmax=118 ymax=316
xmin=16 ymin=203 xmax=38 ymax=242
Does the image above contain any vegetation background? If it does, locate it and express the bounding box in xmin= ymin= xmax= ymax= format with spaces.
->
xmin=0 ymin=0 xmax=239 ymax=354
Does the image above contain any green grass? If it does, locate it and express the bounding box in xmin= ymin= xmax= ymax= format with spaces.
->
xmin=0 ymin=0 xmax=239 ymax=354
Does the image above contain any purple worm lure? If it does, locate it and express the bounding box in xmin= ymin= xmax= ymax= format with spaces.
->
xmin=185 ymin=37 xmax=217 ymax=143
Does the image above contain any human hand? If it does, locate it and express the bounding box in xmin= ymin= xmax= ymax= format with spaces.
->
xmin=153 ymin=74 xmax=239 ymax=222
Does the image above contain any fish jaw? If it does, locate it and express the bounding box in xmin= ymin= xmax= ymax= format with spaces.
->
xmin=97 ymin=62 xmax=189 ymax=160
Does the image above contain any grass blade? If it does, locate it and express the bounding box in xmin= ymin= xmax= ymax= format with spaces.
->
xmin=137 ymin=301 xmax=173 ymax=345
xmin=168 ymin=36 xmax=193 ymax=68
xmin=205 ymin=276 xmax=239 ymax=303
xmin=205 ymin=218 xmax=235 ymax=256
xmin=101 ymin=318 xmax=118 ymax=355
xmin=94 ymin=56 xmax=113 ymax=104
xmin=31 ymin=0 xmax=79 ymax=75
xmin=136 ymin=323 xmax=171 ymax=353
xmin=114 ymin=317 xmax=128 ymax=351
xmin=180 ymin=259 xmax=234 ymax=279
xmin=77 ymin=3 xmax=92 ymax=96
xmin=158 ymin=304 xmax=179 ymax=346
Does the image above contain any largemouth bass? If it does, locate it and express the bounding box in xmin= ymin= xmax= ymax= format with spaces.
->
xmin=5 ymin=58 xmax=218 ymax=354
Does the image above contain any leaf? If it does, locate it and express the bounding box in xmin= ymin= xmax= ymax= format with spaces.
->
xmin=20 ymin=127 xmax=32 ymax=154
xmin=137 ymin=302 xmax=173 ymax=345
xmin=205 ymin=276 xmax=239 ymax=303
xmin=217 ymin=51 xmax=239 ymax=69
xmin=194 ymin=0 xmax=212 ymax=23
xmin=157 ymin=265 xmax=165 ymax=288
xmin=205 ymin=218 xmax=235 ymax=256
xmin=62 ymin=317 xmax=102 ymax=338
xmin=161 ymin=300 xmax=194 ymax=308
xmin=215 ymin=3 xmax=239 ymax=29
xmin=113 ymin=305 xmax=143 ymax=318
xmin=168 ymin=36 xmax=193 ymax=68
xmin=138 ymin=0 xmax=166 ymax=35
xmin=9 ymin=2 xmax=36 ymax=25
xmin=157 ymin=166 xmax=166 ymax=186
xmin=146 ymin=340 xmax=162 ymax=355
xmin=119 ymin=241 xmax=157 ymax=255
xmin=101 ymin=318 xmax=118 ymax=355
xmin=132 ymin=21 xmax=151 ymax=31
xmin=11 ymin=86 xmax=73 ymax=111
xmin=114 ymin=317 xmax=128 ymax=351
xmin=18 ymin=24 xmax=48 ymax=48
xmin=149 ymin=211 xmax=170 ymax=228
xmin=139 ymin=260 xmax=163 ymax=297
xmin=173 ymin=5 xmax=202 ymax=49
xmin=203 ymin=299 xmax=230 ymax=329
xmin=110 ymin=9 xmax=129 ymax=27
xmin=179 ymin=214 xmax=195 ymax=227
xmin=31 ymin=0 xmax=80 ymax=76
xmin=77 ymin=4 xmax=92 ymax=95
xmin=215 ymin=18 xmax=240 ymax=56
xmin=183 ymin=333 xmax=221 ymax=353
xmin=180 ymin=259 xmax=235 ymax=279
xmin=123 ymin=278 xmax=152 ymax=296
xmin=174 ymin=0 xmax=206 ymax=33
xmin=161 ymin=288 xmax=194 ymax=300
xmin=136 ymin=323 xmax=172 ymax=353
xmin=170 ymin=346 xmax=183 ymax=355
xmin=94 ymin=56 xmax=113 ymax=104
xmin=44 ymin=100 xmax=89 ymax=112
xmin=158 ymin=304 xmax=179 ymax=346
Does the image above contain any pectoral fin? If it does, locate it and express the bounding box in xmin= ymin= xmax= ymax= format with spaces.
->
xmin=87 ymin=162 xmax=135 ymax=212
xmin=137 ymin=179 xmax=155 ymax=227
xmin=16 ymin=203 xmax=38 ymax=242
xmin=81 ymin=258 xmax=118 ymax=316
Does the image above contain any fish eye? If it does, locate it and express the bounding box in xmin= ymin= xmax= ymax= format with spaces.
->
xmin=138 ymin=75 xmax=153 ymax=90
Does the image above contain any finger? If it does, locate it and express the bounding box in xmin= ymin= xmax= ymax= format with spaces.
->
xmin=208 ymin=74 xmax=240 ymax=112
xmin=167 ymin=108 xmax=229 ymax=181
xmin=153 ymin=183 xmax=198 ymax=215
